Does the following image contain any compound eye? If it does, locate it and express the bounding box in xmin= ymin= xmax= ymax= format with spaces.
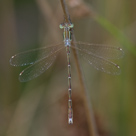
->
xmin=68 ymin=23 xmax=74 ymax=28
xmin=59 ymin=23 xmax=65 ymax=29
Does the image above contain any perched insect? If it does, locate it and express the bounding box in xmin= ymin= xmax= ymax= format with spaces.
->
xmin=10 ymin=21 xmax=124 ymax=124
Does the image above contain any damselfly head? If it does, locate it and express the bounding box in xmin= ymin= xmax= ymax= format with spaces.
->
xmin=59 ymin=23 xmax=74 ymax=29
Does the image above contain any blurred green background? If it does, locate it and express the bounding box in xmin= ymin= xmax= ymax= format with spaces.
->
xmin=0 ymin=0 xmax=136 ymax=136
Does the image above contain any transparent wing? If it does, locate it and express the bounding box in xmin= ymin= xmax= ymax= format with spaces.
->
xmin=71 ymin=46 xmax=121 ymax=75
xmin=72 ymin=41 xmax=124 ymax=59
xmin=10 ymin=42 xmax=63 ymax=66
xmin=19 ymin=46 xmax=65 ymax=82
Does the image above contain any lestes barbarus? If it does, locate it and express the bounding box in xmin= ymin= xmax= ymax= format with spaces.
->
xmin=10 ymin=21 xmax=124 ymax=124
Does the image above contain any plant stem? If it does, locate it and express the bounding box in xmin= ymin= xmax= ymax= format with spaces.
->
xmin=60 ymin=0 xmax=98 ymax=135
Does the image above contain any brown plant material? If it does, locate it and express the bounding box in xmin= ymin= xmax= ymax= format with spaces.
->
xmin=59 ymin=1 xmax=98 ymax=136
xmin=59 ymin=90 xmax=91 ymax=136
xmin=66 ymin=0 xmax=93 ymax=19
xmin=57 ymin=90 xmax=109 ymax=136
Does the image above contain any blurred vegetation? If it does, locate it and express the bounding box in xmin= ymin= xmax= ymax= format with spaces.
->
xmin=0 ymin=0 xmax=136 ymax=136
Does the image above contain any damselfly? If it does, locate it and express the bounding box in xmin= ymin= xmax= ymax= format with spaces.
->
xmin=10 ymin=21 xmax=124 ymax=124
